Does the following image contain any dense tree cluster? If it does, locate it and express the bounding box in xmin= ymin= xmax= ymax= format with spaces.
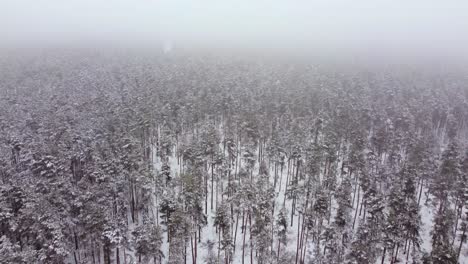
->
xmin=0 ymin=51 xmax=467 ymax=263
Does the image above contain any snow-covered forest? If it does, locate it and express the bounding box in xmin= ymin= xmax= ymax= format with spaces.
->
xmin=0 ymin=51 xmax=467 ymax=264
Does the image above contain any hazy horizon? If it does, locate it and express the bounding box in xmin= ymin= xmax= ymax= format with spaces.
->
xmin=2 ymin=0 xmax=468 ymax=62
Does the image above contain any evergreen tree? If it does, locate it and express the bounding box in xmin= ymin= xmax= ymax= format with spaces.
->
xmin=430 ymin=205 xmax=457 ymax=264
xmin=252 ymin=162 xmax=275 ymax=264
xmin=132 ymin=219 xmax=164 ymax=263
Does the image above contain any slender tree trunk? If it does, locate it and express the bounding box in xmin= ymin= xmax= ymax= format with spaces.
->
xmin=359 ymin=196 xmax=365 ymax=216
xmin=417 ymin=178 xmax=424 ymax=206
xmin=217 ymin=177 xmax=220 ymax=210
xmin=73 ymin=230 xmax=79 ymax=263
xmin=301 ymin=231 xmax=309 ymax=264
xmin=205 ymin=167 xmax=208 ymax=215
xmin=193 ymin=230 xmax=198 ymax=264
xmin=362 ymin=200 xmax=367 ymax=223
xmin=352 ymin=186 xmax=360 ymax=229
xmin=277 ymin=239 xmax=281 ymax=261
xmin=403 ymin=237 xmax=409 ymax=254
xmin=116 ymin=246 xmax=120 ymax=264
xmin=218 ymin=230 xmax=222 ymax=263
xmin=234 ymin=212 xmax=239 ymax=253
xmin=457 ymin=223 xmax=467 ymax=260
xmin=249 ymin=214 xmax=253 ymax=264
xmin=242 ymin=212 xmax=246 ymax=264
xmin=236 ymin=135 xmax=241 ymax=181
xmin=283 ymin=162 xmax=290 ymax=205
xmin=295 ymin=214 xmax=301 ymax=264
xmin=131 ymin=181 xmax=136 ymax=223
xmin=351 ymin=173 xmax=357 ymax=208
xmin=298 ymin=214 xmax=307 ymax=263
xmin=291 ymin=197 xmax=296 ymax=227
xmin=271 ymin=202 xmax=276 ymax=256
xmin=452 ymin=203 xmax=460 ymax=246
xmin=191 ymin=235 xmax=195 ymax=264
xmin=92 ymin=243 xmax=96 ymax=264
xmin=211 ymin=160 xmax=214 ymax=210
xmin=274 ymin=162 xmax=278 ymax=190
xmin=393 ymin=243 xmax=400 ymax=264
xmin=279 ymin=162 xmax=284 ymax=192
xmin=97 ymin=243 xmax=101 ymax=264
xmin=381 ymin=247 xmax=386 ymax=264
xmin=104 ymin=244 xmax=111 ymax=264
xmin=199 ymin=226 xmax=202 ymax=243
xmin=406 ymin=241 xmax=411 ymax=262
xmin=184 ymin=240 xmax=187 ymax=264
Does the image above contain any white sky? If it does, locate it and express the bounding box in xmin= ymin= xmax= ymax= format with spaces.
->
xmin=1 ymin=0 xmax=468 ymax=59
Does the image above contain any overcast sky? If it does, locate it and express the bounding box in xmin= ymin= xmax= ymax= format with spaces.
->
xmin=2 ymin=0 xmax=468 ymax=60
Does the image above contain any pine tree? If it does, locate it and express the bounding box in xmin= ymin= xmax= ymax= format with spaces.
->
xmin=430 ymin=205 xmax=457 ymax=264
xmin=132 ymin=219 xmax=164 ymax=263
xmin=456 ymin=152 xmax=468 ymax=260
xmin=347 ymin=222 xmax=379 ymax=264
xmin=329 ymin=177 xmax=353 ymax=263
xmin=275 ymin=206 xmax=289 ymax=261
xmin=214 ymin=201 xmax=232 ymax=264
xmin=252 ymin=162 xmax=275 ymax=264
xmin=385 ymin=182 xmax=406 ymax=263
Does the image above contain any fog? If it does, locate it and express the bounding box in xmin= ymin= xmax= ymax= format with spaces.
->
xmin=2 ymin=2 xmax=468 ymax=264
xmin=2 ymin=0 xmax=468 ymax=61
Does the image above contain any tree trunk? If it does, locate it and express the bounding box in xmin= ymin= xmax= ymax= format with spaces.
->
xmin=205 ymin=161 xmax=209 ymax=215
xmin=417 ymin=178 xmax=424 ymax=206
xmin=457 ymin=223 xmax=467 ymax=260
xmin=277 ymin=239 xmax=281 ymax=261
xmin=131 ymin=181 xmax=136 ymax=223
xmin=116 ymin=246 xmax=120 ymax=264
xmin=195 ymin=231 xmax=198 ymax=264
xmin=291 ymin=196 xmax=296 ymax=227
xmin=104 ymin=244 xmax=111 ymax=264
xmin=242 ymin=213 xmax=247 ymax=264
xmin=97 ymin=243 xmax=101 ymax=264
xmin=393 ymin=243 xmax=400 ymax=264
xmin=352 ymin=186 xmax=360 ymax=229
xmin=191 ymin=235 xmax=194 ymax=264
xmin=234 ymin=212 xmax=239 ymax=253
xmin=249 ymin=214 xmax=253 ymax=264
xmin=295 ymin=214 xmax=301 ymax=264
xmin=218 ymin=230 xmax=222 ymax=264
xmin=301 ymin=231 xmax=309 ymax=264
xmin=381 ymin=247 xmax=386 ymax=264
xmin=92 ymin=243 xmax=96 ymax=264
xmin=406 ymin=240 xmax=411 ymax=262
xmin=211 ymin=160 xmax=214 ymax=211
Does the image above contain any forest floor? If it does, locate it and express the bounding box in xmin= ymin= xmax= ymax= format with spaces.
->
xmin=148 ymin=139 xmax=467 ymax=264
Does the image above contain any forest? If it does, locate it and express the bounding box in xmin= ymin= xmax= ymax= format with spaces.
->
xmin=0 ymin=51 xmax=467 ymax=264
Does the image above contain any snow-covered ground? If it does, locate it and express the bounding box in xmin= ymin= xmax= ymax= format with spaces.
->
xmin=116 ymin=125 xmax=467 ymax=264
